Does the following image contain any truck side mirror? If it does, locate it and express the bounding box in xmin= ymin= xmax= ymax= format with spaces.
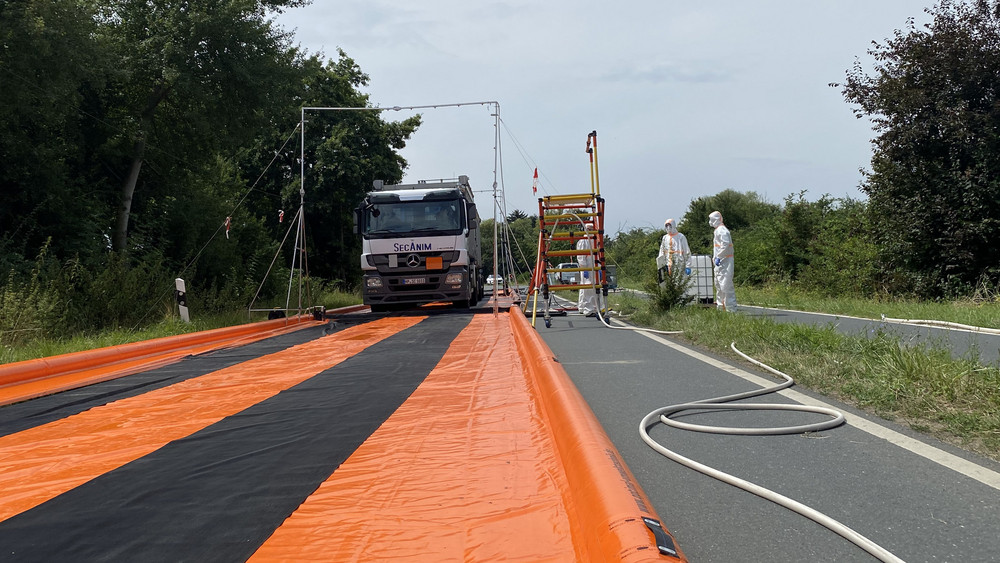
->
xmin=467 ymin=203 xmax=478 ymax=229
xmin=352 ymin=209 xmax=361 ymax=234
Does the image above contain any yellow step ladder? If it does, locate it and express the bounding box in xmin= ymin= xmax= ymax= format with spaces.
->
xmin=528 ymin=131 xmax=609 ymax=327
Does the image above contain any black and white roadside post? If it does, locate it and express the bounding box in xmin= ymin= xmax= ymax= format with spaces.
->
xmin=175 ymin=278 xmax=190 ymax=322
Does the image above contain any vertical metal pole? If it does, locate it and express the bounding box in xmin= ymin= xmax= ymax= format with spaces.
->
xmin=591 ymin=131 xmax=601 ymax=195
xmin=285 ymin=207 xmax=301 ymax=315
xmin=297 ymin=205 xmax=305 ymax=315
xmin=492 ymin=103 xmax=500 ymax=316
xmin=300 ymin=108 xmax=306 ymax=211
xmin=285 ymin=108 xmax=306 ymax=318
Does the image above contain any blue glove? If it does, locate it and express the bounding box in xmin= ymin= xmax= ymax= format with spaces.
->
xmin=714 ymin=257 xmax=722 ymax=267
xmin=583 ymin=271 xmax=589 ymax=280
xmin=684 ymin=267 xmax=691 ymax=275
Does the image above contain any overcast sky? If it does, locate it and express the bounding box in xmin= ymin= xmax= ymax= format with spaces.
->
xmin=274 ymin=1 xmax=933 ymax=234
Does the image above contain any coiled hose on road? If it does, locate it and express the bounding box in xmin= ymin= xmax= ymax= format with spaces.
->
xmin=637 ymin=341 xmax=905 ymax=562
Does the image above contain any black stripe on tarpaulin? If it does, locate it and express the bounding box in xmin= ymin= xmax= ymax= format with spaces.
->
xmin=0 ymin=318 xmax=372 ymax=437
xmin=0 ymin=313 xmax=473 ymax=562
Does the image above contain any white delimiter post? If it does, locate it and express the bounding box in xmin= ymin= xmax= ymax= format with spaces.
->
xmin=175 ymin=278 xmax=190 ymax=322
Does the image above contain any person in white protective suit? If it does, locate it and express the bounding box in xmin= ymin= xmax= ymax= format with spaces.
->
xmin=659 ymin=218 xmax=691 ymax=274
xmin=577 ymin=222 xmax=599 ymax=317
xmin=709 ymin=210 xmax=737 ymax=312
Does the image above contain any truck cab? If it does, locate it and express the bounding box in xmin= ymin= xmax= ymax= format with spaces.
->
xmin=355 ymin=176 xmax=483 ymax=311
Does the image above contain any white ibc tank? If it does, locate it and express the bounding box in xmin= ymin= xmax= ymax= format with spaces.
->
xmin=656 ymin=254 xmax=714 ymax=305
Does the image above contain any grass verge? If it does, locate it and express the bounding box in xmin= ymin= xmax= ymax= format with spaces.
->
xmin=739 ymin=284 xmax=1000 ymax=328
xmin=608 ymin=288 xmax=1000 ymax=463
xmin=1 ymin=287 xmax=361 ymax=365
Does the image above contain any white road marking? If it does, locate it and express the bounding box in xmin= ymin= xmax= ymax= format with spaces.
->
xmin=623 ymin=320 xmax=1000 ymax=491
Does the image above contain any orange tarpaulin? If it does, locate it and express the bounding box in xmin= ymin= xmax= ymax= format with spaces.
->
xmin=251 ymin=311 xmax=685 ymax=562
xmin=0 ymin=316 xmax=422 ymax=521
xmin=0 ymin=309 xmax=684 ymax=561
xmin=251 ymin=313 xmax=581 ymax=561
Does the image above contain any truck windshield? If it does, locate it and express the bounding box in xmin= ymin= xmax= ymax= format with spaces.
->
xmin=364 ymin=200 xmax=463 ymax=237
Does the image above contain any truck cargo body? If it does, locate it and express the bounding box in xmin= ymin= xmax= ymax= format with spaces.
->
xmin=355 ymin=176 xmax=482 ymax=311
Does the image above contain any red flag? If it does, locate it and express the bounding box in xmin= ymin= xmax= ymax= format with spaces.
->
xmin=532 ymin=168 xmax=538 ymax=194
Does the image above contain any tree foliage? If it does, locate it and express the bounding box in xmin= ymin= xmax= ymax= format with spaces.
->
xmin=839 ymin=0 xmax=1000 ymax=296
xmin=480 ymin=215 xmax=539 ymax=280
xmin=0 ymin=0 xmax=108 ymax=272
xmin=292 ymin=53 xmax=420 ymax=285
xmin=733 ymin=194 xmax=879 ymax=294
xmin=605 ymin=227 xmax=660 ymax=284
xmin=678 ymin=189 xmax=780 ymax=255
xmin=0 ymin=1 xmax=419 ymax=342
xmin=93 ymin=0 xmax=309 ymax=253
xmin=606 ymin=189 xmax=879 ymax=297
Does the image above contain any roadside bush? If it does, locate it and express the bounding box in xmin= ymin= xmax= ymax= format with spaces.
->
xmin=0 ymin=270 xmax=60 ymax=347
xmin=645 ymin=265 xmax=694 ymax=311
xmin=795 ymin=197 xmax=879 ymax=297
xmin=733 ymin=221 xmax=784 ymax=286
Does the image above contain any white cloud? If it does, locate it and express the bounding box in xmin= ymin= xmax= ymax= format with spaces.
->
xmin=274 ymin=0 xmax=933 ymax=233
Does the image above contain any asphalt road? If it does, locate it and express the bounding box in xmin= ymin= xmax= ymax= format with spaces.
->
xmin=740 ymin=305 xmax=1000 ymax=367
xmin=533 ymin=308 xmax=1000 ymax=562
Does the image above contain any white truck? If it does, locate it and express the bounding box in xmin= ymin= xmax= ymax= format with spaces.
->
xmin=354 ymin=175 xmax=483 ymax=312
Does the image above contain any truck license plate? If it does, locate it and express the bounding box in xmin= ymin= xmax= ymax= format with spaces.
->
xmin=403 ymin=277 xmax=426 ymax=285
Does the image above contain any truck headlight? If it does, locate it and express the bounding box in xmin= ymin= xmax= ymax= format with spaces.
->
xmin=445 ymin=273 xmax=463 ymax=284
xmin=366 ymin=278 xmax=383 ymax=288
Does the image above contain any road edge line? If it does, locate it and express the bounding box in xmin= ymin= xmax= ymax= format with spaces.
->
xmin=621 ymin=320 xmax=1000 ymax=491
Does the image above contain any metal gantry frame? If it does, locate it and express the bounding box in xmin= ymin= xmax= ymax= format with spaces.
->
xmin=527 ymin=131 xmax=608 ymax=327
xmin=249 ymin=101 xmax=501 ymax=320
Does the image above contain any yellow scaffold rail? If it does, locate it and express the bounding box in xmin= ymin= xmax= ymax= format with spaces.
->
xmin=526 ymin=131 xmax=609 ymax=328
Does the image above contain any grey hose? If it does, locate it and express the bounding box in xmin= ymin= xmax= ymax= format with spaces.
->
xmin=593 ymin=292 xmax=683 ymax=335
xmin=881 ymin=314 xmax=1000 ymax=335
xmin=640 ymin=342 xmax=905 ymax=563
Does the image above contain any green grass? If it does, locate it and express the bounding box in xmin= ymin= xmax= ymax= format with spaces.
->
xmin=607 ymin=288 xmax=1000 ymax=462
xmin=0 ymin=287 xmax=362 ymax=366
xmin=739 ymin=284 xmax=1000 ymax=328
xmin=1 ymin=314 xmax=247 ymax=365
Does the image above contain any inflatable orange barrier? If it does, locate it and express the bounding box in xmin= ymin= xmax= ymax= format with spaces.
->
xmin=508 ymin=307 xmax=687 ymax=562
xmin=0 ymin=305 xmax=373 ymax=406
xmin=250 ymin=311 xmax=685 ymax=561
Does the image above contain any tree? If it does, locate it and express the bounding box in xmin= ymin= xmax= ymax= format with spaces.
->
xmin=506 ymin=209 xmax=528 ymax=222
xmin=480 ymin=216 xmax=540 ymax=280
xmin=0 ymin=0 xmax=108 ymax=272
xmin=94 ymin=0 xmax=306 ymax=253
xmin=605 ymin=227 xmax=660 ymax=284
xmin=276 ymin=52 xmax=420 ymax=286
xmin=775 ymin=192 xmax=832 ymax=279
xmin=678 ymin=189 xmax=780 ymax=254
xmin=838 ymin=0 xmax=1000 ymax=295
xmin=796 ymin=198 xmax=879 ymax=296
xmin=0 ymin=0 xmax=424 ymax=339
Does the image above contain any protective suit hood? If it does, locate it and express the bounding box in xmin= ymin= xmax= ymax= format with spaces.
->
xmin=709 ymin=211 xmax=723 ymax=228
xmin=664 ymin=218 xmax=677 ymax=235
